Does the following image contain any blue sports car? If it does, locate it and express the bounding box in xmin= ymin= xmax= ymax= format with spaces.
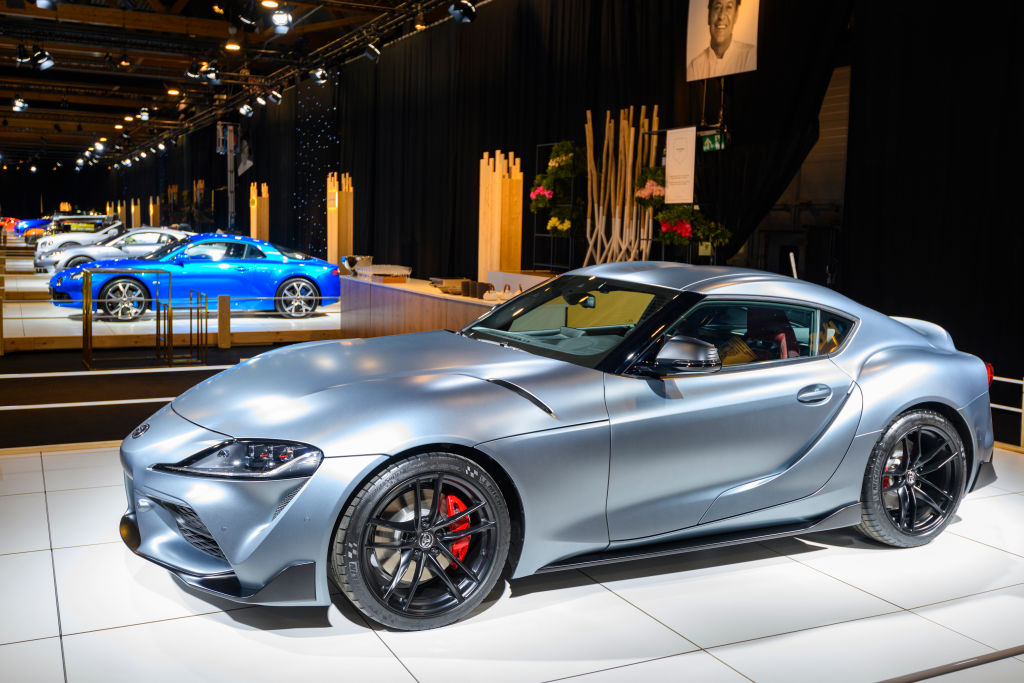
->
xmin=49 ymin=233 xmax=341 ymax=321
xmin=15 ymin=217 xmax=50 ymax=236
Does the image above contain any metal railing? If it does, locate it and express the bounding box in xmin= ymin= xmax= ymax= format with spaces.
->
xmin=992 ymin=375 xmax=1024 ymax=452
xmin=81 ymin=268 xmax=173 ymax=369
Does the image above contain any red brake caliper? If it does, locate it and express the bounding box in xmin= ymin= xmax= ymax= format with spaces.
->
xmin=444 ymin=494 xmax=470 ymax=562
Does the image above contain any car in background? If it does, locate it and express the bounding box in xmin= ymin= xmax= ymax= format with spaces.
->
xmin=15 ymin=218 xmax=51 ymax=240
xmin=33 ymin=215 xmax=123 ymax=251
xmin=34 ymin=227 xmax=192 ymax=274
xmin=49 ymin=233 xmax=341 ymax=321
xmin=116 ymin=261 xmax=995 ymax=630
xmin=2 ymin=217 xmax=19 ymax=234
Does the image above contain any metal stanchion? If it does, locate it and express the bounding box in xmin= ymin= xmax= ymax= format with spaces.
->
xmin=80 ymin=268 xmax=171 ymax=370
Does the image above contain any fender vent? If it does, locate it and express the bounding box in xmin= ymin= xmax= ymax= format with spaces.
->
xmin=272 ymin=485 xmax=302 ymax=520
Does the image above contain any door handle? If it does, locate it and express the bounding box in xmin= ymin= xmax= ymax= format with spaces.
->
xmin=797 ymin=384 xmax=832 ymax=404
xmin=234 ymin=266 xmax=250 ymax=271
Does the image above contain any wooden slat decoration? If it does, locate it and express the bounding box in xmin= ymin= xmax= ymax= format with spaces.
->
xmin=129 ymin=198 xmax=142 ymax=228
xmin=249 ymin=182 xmax=270 ymax=242
xmin=326 ymin=172 xmax=354 ymax=267
xmin=477 ymin=151 xmax=523 ymax=282
xmin=148 ymin=196 xmax=161 ymax=227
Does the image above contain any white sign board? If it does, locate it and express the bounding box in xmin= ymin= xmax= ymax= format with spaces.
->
xmin=665 ymin=126 xmax=697 ymax=205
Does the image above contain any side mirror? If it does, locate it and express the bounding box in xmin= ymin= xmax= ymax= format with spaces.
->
xmin=640 ymin=335 xmax=722 ymax=378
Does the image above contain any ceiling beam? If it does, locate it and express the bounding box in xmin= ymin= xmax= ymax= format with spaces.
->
xmin=0 ymin=5 xmax=241 ymax=42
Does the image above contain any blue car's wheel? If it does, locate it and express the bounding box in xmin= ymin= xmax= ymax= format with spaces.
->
xmin=275 ymin=277 xmax=319 ymax=318
xmin=99 ymin=278 xmax=149 ymax=322
xmin=857 ymin=410 xmax=966 ymax=547
xmin=330 ymin=453 xmax=511 ymax=630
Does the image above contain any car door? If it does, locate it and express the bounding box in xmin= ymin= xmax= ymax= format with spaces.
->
xmin=174 ymin=240 xmax=255 ymax=302
xmin=120 ymin=231 xmax=165 ymax=258
xmin=604 ymin=299 xmax=857 ymax=541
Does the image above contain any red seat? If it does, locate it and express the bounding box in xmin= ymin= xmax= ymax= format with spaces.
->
xmin=746 ymin=308 xmax=800 ymax=360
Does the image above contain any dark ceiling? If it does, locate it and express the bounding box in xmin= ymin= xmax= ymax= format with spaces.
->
xmin=0 ymin=0 xmax=452 ymax=166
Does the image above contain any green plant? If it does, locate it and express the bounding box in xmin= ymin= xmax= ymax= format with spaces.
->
xmin=653 ymin=203 xmax=731 ymax=247
xmin=529 ymin=141 xmax=584 ymax=232
xmin=634 ymin=166 xmax=666 ymax=210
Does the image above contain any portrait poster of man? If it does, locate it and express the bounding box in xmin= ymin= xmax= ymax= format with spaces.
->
xmin=686 ymin=0 xmax=760 ymax=81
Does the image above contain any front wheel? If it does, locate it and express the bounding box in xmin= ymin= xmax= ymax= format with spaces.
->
xmin=99 ymin=278 xmax=149 ymax=321
xmin=330 ymin=453 xmax=511 ymax=630
xmin=66 ymin=256 xmax=92 ymax=268
xmin=856 ymin=409 xmax=966 ymax=547
xmin=275 ymin=278 xmax=319 ymax=318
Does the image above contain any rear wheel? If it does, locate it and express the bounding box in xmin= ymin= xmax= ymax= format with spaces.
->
xmin=99 ymin=278 xmax=149 ymax=321
xmin=856 ymin=410 xmax=966 ymax=547
xmin=330 ymin=453 xmax=510 ymax=630
xmin=275 ymin=277 xmax=319 ymax=318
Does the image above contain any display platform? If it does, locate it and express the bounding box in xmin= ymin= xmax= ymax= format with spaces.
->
xmin=0 ymin=444 xmax=1022 ymax=682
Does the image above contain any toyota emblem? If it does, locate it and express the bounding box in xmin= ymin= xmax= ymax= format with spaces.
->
xmin=131 ymin=423 xmax=150 ymax=439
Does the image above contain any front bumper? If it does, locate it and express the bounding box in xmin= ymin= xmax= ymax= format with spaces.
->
xmin=119 ymin=404 xmax=386 ymax=606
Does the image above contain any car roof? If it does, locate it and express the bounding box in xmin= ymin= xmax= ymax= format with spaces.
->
xmin=570 ymin=261 xmax=874 ymax=318
xmin=190 ymin=232 xmax=276 ymax=248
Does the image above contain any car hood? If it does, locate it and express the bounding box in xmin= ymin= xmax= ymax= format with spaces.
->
xmin=170 ymin=330 xmax=609 ymax=455
xmin=56 ymin=256 xmax=159 ymax=281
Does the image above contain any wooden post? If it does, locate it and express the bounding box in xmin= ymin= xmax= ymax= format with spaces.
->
xmin=148 ymin=196 xmax=161 ymax=227
xmin=477 ymin=151 xmax=523 ymax=282
xmin=129 ymin=199 xmax=143 ymax=228
xmin=249 ymin=182 xmax=270 ymax=241
xmin=0 ymin=254 xmax=5 ymax=357
xmin=326 ymin=172 xmax=354 ymax=266
xmin=217 ymin=294 xmax=231 ymax=349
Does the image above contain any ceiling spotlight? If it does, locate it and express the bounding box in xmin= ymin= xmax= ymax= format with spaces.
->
xmin=225 ymin=40 xmax=241 ymax=52
xmin=56 ymin=161 xmax=62 ymax=167
xmin=16 ymin=44 xmax=31 ymax=63
xmin=36 ymin=0 xmax=56 ymax=9
xmin=202 ymin=61 xmax=221 ymax=84
xmin=113 ymin=163 xmax=120 ymax=169
xmin=267 ymin=89 xmax=283 ymax=104
xmin=123 ymin=158 xmax=131 ymax=167
xmin=255 ymin=94 xmax=267 ymax=106
xmin=118 ymin=52 xmax=132 ymax=68
xmin=186 ymin=59 xmax=201 ymax=79
xmin=271 ymin=9 xmax=292 ymax=34
xmin=448 ymin=0 xmax=476 ymax=23
xmin=158 ymin=142 xmax=166 ymax=150
xmin=238 ymin=0 xmax=258 ymax=25
xmin=30 ymin=165 xmax=37 ymax=173
xmin=76 ymin=158 xmax=84 ymax=166
xmin=167 ymin=88 xmax=180 ymax=96
xmin=239 ymin=102 xmax=254 ymax=117
xmin=121 ymin=132 xmax=130 ymax=139
xmin=114 ymin=124 xmax=123 ymax=130
xmin=364 ymin=43 xmax=380 ymax=62
xmin=138 ymin=108 xmax=150 ymax=121
xmin=74 ymin=166 xmax=81 ymax=172
xmin=12 ymin=98 xmax=27 ymax=112
xmin=133 ymin=155 xmax=140 ymax=161
xmin=32 ymin=47 xmax=55 ymax=71
xmin=84 ymin=150 xmax=91 ymax=158
xmin=140 ymin=151 xmax=147 ymax=158
xmin=100 ymin=137 xmax=107 ymax=141
xmin=149 ymin=147 xmax=156 ymax=153
xmin=124 ymin=115 xmax=134 ymax=122
xmin=415 ymin=10 xmax=427 ymax=30
xmin=261 ymin=0 xmax=278 ymax=7
xmin=95 ymin=141 xmax=105 ymax=152
xmin=310 ymin=67 xmax=329 ymax=84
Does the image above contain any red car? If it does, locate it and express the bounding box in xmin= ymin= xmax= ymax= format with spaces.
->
xmin=2 ymin=217 xmax=19 ymax=233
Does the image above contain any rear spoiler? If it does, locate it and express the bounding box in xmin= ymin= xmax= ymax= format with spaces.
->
xmin=890 ymin=316 xmax=955 ymax=351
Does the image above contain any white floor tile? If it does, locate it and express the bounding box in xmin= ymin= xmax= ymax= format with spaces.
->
xmin=377 ymin=571 xmax=694 ymax=683
xmin=764 ymin=529 xmax=1024 ymax=608
xmin=990 ymin=449 xmax=1024 ymax=493
xmin=711 ymin=611 xmax=992 ymax=683
xmin=0 ymin=454 xmax=44 ymax=496
xmin=42 ymin=448 xmax=122 ymax=491
xmin=915 ymin=583 xmax=1024 ymax=650
xmin=62 ymin=604 xmax=413 ymax=683
xmin=585 ymin=544 xmax=895 ymax=648
xmin=46 ymin=485 xmax=125 ymax=548
xmin=949 ymin=494 xmax=1024 ymax=557
xmin=0 ymin=551 xmax=59 ymax=645
xmin=0 ymin=637 xmax=65 ymax=683
xmin=928 ymin=657 xmax=1024 ymax=682
xmin=53 ymin=542 xmax=239 ymax=634
xmin=563 ymin=650 xmax=749 ymax=682
xmin=0 ymin=493 xmax=51 ymax=555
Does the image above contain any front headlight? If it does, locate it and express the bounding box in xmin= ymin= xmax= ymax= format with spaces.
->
xmin=154 ymin=439 xmax=324 ymax=479
xmin=69 ymin=271 xmax=84 ymax=280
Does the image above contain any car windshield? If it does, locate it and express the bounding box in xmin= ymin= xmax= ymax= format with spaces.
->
xmin=273 ymin=243 xmax=311 ymax=260
xmin=144 ymin=236 xmax=192 ymax=260
xmin=463 ymin=275 xmax=677 ymax=368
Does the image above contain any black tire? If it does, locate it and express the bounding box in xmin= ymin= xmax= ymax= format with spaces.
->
xmin=275 ymin=277 xmax=319 ymax=318
xmin=62 ymin=241 xmax=80 ymax=248
xmin=330 ymin=452 xmax=511 ymax=630
xmin=66 ymin=256 xmax=92 ymax=268
xmin=98 ymin=277 xmax=150 ymax=321
xmin=856 ymin=409 xmax=966 ymax=547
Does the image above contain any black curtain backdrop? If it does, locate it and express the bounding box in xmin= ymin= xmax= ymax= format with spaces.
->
xmin=841 ymin=3 xmax=1024 ymax=383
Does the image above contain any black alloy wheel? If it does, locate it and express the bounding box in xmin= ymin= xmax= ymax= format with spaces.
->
xmin=66 ymin=256 xmax=92 ymax=268
xmin=330 ymin=453 xmax=510 ymax=630
xmin=857 ymin=410 xmax=966 ymax=547
xmin=99 ymin=277 xmax=149 ymax=321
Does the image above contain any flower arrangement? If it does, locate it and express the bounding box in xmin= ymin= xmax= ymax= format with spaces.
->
xmin=653 ymin=203 xmax=731 ymax=248
xmin=546 ymin=217 xmax=571 ymax=235
xmin=634 ymin=167 xmax=666 ymax=210
xmin=529 ymin=141 xmax=584 ymax=229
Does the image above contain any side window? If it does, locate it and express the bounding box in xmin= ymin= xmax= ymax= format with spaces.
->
xmin=244 ymin=244 xmax=266 ymax=259
xmin=670 ymin=301 xmax=818 ymax=367
xmin=186 ymin=242 xmax=229 ymax=260
xmin=818 ymin=312 xmax=854 ymax=354
xmin=124 ymin=232 xmax=158 ymax=245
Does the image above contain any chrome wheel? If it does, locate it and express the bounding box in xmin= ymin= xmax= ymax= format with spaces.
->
xmin=100 ymin=279 xmax=148 ymax=321
xmin=276 ymin=278 xmax=318 ymax=318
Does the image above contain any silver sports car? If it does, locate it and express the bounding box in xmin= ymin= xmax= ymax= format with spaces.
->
xmin=119 ymin=262 xmax=996 ymax=630
xmin=34 ymin=226 xmax=192 ymax=274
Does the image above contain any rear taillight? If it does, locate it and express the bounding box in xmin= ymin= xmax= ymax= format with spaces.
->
xmin=985 ymin=362 xmax=994 ymax=386
xmin=330 ymin=268 xmax=340 ymax=275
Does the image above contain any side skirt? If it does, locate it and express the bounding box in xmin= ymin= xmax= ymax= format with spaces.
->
xmin=536 ymin=503 xmax=862 ymax=573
